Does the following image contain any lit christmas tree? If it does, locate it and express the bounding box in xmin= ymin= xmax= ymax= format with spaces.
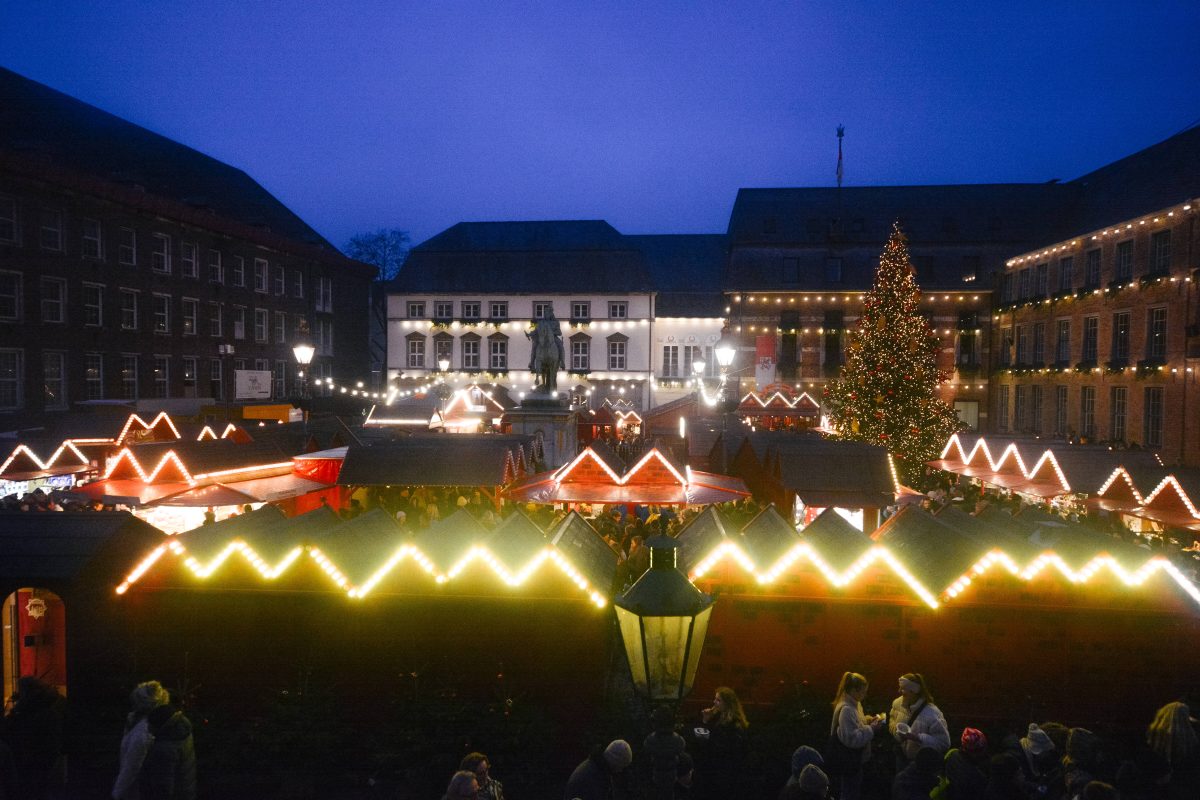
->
xmin=824 ymin=223 xmax=964 ymax=485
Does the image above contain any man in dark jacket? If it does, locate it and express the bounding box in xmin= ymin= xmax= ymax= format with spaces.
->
xmin=0 ymin=676 xmax=63 ymax=799
xmin=565 ymin=739 xmax=633 ymax=800
xmin=140 ymin=704 xmax=197 ymax=800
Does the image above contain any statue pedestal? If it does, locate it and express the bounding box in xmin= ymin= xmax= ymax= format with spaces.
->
xmin=508 ymin=394 xmax=578 ymax=468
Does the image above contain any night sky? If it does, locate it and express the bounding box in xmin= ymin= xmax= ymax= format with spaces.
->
xmin=2 ymin=2 xmax=1198 ymax=249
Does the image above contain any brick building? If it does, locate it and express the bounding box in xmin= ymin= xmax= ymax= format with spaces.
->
xmin=0 ymin=67 xmax=374 ymax=427
xmin=992 ymin=127 xmax=1200 ymax=465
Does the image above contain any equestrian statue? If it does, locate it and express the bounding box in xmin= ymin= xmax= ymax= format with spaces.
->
xmin=526 ymin=311 xmax=566 ymax=394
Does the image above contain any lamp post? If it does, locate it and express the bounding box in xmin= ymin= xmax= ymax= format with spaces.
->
xmin=614 ymin=535 xmax=715 ymax=704
xmin=714 ymin=344 xmax=736 ymax=470
xmin=292 ymin=339 xmax=315 ymax=433
xmin=217 ymin=342 xmax=235 ymax=421
xmin=436 ymin=357 xmax=452 ymax=430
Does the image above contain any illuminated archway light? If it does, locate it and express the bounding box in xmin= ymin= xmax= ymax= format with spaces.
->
xmin=1096 ymin=467 xmax=1145 ymax=504
xmin=1142 ymin=476 xmax=1200 ymax=518
xmin=103 ymin=448 xmax=196 ymax=485
xmin=115 ymin=411 xmax=182 ymax=445
xmin=688 ymin=541 xmax=941 ymax=609
xmin=554 ymin=447 xmax=687 ymax=488
xmin=0 ymin=440 xmax=89 ymax=476
xmin=738 ymin=391 xmax=820 ymax=410
xmin=195 ymin=423 xmax=241 ymax=442
xmin=944 ymin=549 xmax=1200 ymax=607
xmin=938 ymin=435 xmax=1069 ymax=493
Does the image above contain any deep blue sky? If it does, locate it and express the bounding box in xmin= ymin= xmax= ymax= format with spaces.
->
xmin=3 ymin=2 xmax=1198 ymax=249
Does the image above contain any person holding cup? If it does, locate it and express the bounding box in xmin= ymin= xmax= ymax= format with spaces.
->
xmin=888 ymin=673 xmax=951 ymax=767
xmin=826 ymin=672 xmax=885 ymax=800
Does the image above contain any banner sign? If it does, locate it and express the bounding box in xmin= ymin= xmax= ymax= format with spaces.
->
xmin=755 ymin=335 xmax=776 ymax=390
xmin=235 ymin=370 xmax=273 ymax=400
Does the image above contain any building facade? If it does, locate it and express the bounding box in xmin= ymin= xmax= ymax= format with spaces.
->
xmin=0 ymin=67 xmax=374 ymax=427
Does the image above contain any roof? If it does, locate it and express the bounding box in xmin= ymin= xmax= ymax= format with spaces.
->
xmin=755 ymin=433 xmax=895 ymax=502
xmin=336 ymin=435 xmax=535 ymax=486
xmin=0 ymin=511 xmax=162 ymax=585
xmin=393 ymin=220 xmax=654 ymax=293
xmin=870 ymin=505 xmax=990 ymax=590
xmin=0 ymin=68 xmax=367 ymax=271
xmin=675 ymin=506 xmax=733 ymax=572
xmin=626 ymin=234 xmax=728 ymax=317
xmin=799 ymin=508 xmax=874 ymax=571
xmin=739 ymin=506 xmax=801 ymax=567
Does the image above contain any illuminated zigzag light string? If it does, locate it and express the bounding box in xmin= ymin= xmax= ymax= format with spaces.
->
xmin=0 ymin=441 xmax=89 ymax=477
xmin=938 ymin=434 xmax=1071 ymax=493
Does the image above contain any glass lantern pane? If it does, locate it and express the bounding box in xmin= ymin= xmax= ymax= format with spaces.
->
xmin=615 ymin=606 xmax=648 ymax=694
xmin=682 ymin=606 xmax=712 ymax=697
xmin=643 ymin=615 xmax=691 ymax=700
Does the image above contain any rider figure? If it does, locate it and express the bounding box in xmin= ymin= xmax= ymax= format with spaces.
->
xmin=527 ymin=310 xmax=565 ymax=391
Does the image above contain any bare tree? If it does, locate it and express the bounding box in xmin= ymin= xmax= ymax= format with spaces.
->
xmin=344 ymin=228 xmax=411 ymax=384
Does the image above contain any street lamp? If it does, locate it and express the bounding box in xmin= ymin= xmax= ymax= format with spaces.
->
xmin=217 ymin=342 xmax=236 ymax=420
xmin=435 ymin=357 xmax=452 ymax=429
xmin=713 ymin=343 xmax=737 ymax=469
xmin=614 ymin=535 xmax=715 ymax=703
xmin=293 ymin=338 xmax=315 ymax=434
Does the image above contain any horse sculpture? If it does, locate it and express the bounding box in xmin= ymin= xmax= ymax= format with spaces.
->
xmin=526 ymin=313 xmax=565 ymax=394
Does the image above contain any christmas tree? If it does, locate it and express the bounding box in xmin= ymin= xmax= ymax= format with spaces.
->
xmin=824 ymin=223 xmax=964 ymax=486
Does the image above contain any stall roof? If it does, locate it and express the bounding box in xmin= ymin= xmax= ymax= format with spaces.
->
xmin=0 ymin=511 xmax=162 ymax=585
xmin=871 ymin=505 xmax=990 ymax=592
xmin=800 ymin=508 xmax=874 ymax=571
xmin=675 ymin=506 xmax=734 ymax=573
xmin=337 ymin=435 xmax=536 ymax=486
xmin=486 ymin=512 xmax=550 ymax=572
xmin=739 ymin=506 xmax=801 ymax=568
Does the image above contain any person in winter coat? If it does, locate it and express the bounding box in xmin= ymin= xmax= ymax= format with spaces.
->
xmin=113 ymin=680 xmax=169 ymax=800
xmin=564 ymin=740 xmax=634 ymax=800
xmin=697 ymin=686 xmax=749 ymax=800
xmin=643 ymin=705 xmax=686 ymax=800
xmin=892 ymin=746 xmax=943 ymax=800
xmin=887 ymin=673 xmax=951 ymax=766
xmin=1003 ymin=723 xmax=1062 ymax=799
xmin=1145 ymin=701 xmax=1200 ymax=800
xmin=943 ymin=727 xmax=990 ymax=800
xmin=0 ymin=676 xmax=64 ymax=800
xmin=139 ymin=703 xmax=196 ymax=800
xmin=460 ymin=752 xmax=504 ymax=800
xmin=984 ymin=753 xmax=1027 ymax=800
xmin=781 ymin=745 xmax=824 ymax=795
xmin=828 ymin=672 xmax=884 ymax=800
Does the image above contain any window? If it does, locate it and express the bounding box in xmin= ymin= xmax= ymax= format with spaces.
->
xmin=1014 ymin=385 xmax=1027 ymax=431
xmin=825 ymin=258 xmax=842 ymax=283
xmin=824 ymin=310 xmax=844 ymax=369
xmin=999 ymin=328 xmax=1013 ymax=367
xmin=0 ymin=349 xmax=23 ymax=410
xmin=121 ymin=354 xmax=139 ymax=400
xmin=209 ymin=359 xmax=222 ymax=400
xmin=570 ymin=336 xmax=590 ymax=371
xmin=182 ymin=298 xmax=198 ymax=336
xmin=292 ymin=270 xmax=304 ymax=298
xmin=273 ymin=360 xmax=287 ymax=398
xmin=533 ymin=301 xmax=554 ymax=319
xmin=152 ymin=293 xmax=170 ymax=334
xmin=489 ymin=337 xmax=508 ymax=370
xmin=1030 ymin=385 xmax=1043 ymax=435
xmin=119 ymin=228 xmax=137 ymax=266
xmin=1082 ymin=316 xmax=1098 ymax=362
xmin=432 ymin=301 xmax=453 ymax=319
xmin=1147 ymin=307 xmax=1167 ymax=359
xmin=1080 ymin=386 xmax=1096 ymax=438
xmin=254 ymin=258 xmax=269 ymax=293
xmin=40 ymin=209 xmax=62 ymax=251
xmin=208 ymin=302 xmax=222 ymax=337
xmin=683 ymin=345 xmax=712 ymax=377
xmin=1055 ymin=386 xmax=1068 ymax=436
xmin=1032 ymin=322 xmax=1045 ymax=365
xmin=234 ymin=358 xmax=246 ymax=374
xmin=433 ymin=335 xmax=453 ymax=367
xmin=1001 ymin=273 xmax=1015 ymax=303
xmin=316 ymin=319 xmax=333 ymax=355
xmin=462 ymin=336 xmax=480 ymax=369
xmin=209 ymin=249 xmax=223 ymax=283
xmin=996 ymin=385 xmax=1009 ymax=432
xmin=489 ymin=301 xmax=508 ymax=320
xmin=0 ymin=196 xmax=16 ymax=243
xmin=120 ymin=289 xmax=139 ymax=330
xmin=1057 ymin=257 xmax=1073 ymax=292
xmin=407 ymin=335 xmax=425 ymax=368
xmin=1144 ymin=387 xmax=1164 ymax=448
xmin=1015 ymin=325 xmax=1028 ymax=364
xmin=1084 ymin=249 xmax=1101 ymax=288
xmin=408 ymin=301 xmax=426 ymax=318
xmin=608 ymin=302 xmax=627 ymax=319
xmin=571 ymin=302 xmax=590 ymax=320
xmin=274 ymin=266 xmax=285 ymax=295
xmin=153 ymin=355 xmax=170 ymax=399
xmin=1151 ymin=230 xmax=1171 ymax=273
xmin=85 ymin=353 xmax=104 ymax=400
xmin=274 ymin=311 xmax=286 ymax=344
xmin=1018 ymin=268 xmax=1031 ymax=299
xmin=461 ymin=301 xmax=480 ymax=320
xmin=83 ymin=283 xmax=104 ymax=326
xmin=233 ymin=306 xmax=246 ymax=340
xmin=146 ymin=233 xmax=171 ymax=274
xmin=1034 ymin=263 xmax=1048 ymax=297
xmin=181 ymin=242 xmax=198 ymax=278
xmin=40 ymin=277 xmax=66 ymax=323
xmin=1110 ymin=387 xmax=1127 ymax=443
xmin=82 ymin=218 xmax=103 ymax=259
xmin=182 ymin=357 xmax=197 ymax=395
xmin=43 ymin=351 xmax=66 ymax=409
xmin=1055 ymin=320 xmax=1070 ymax=364
xmin=607 ymin=335 xmax=626 ymax=370
xmin=1115 ymin=240 xmax=1133 ymax=282
xmin=232 ymin=256 xmax=245 ymax=287
xmin=254 ymin=308 xmax=269 ymax=342
xmin=662 ymin=345 xmax=679 ymax=377
xmin=315 ymin=276 xmax=333 ymax=312
xmin=1109 ymin=312 xmax=1130 ymax=362
xmin=0 ymin=271 xmax=20 ymax=322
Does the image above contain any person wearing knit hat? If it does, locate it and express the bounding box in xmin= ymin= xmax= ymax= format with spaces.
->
xmin=604 ymin=739 xmax=633 ymax=771
xmin=796 ymin=764 xmax=829 ymax=797
xmin=564 ymin=739 xmax=633 ymax=800
xmin=1009 ymin=722 xmax=1062 ymax=792
xmin=960 ymin=727 xmax=987 ymax=754
xmin=786 ymin=745 xmax=824 ymax=786
xmin=943 ymin=729 xmax=990 ymax=800
xmin=1021 ymin=723 xmax=1054 ymax=756
xmin=113 ymin=681 xmax=171 ymax=800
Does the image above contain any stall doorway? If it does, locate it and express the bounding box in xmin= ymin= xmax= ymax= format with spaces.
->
xmin=2 ymin=588 xmax=67 ymax=700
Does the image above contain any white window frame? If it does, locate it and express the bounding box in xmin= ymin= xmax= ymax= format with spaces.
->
xmin=434 ymin=301 xmax=453 ymax=319
xmin=461 ymin=301 xmax=480 ymax=320
xmin=408 ymin=301 xmax=426 ymax=318
xmin=462 ymin=337 xmax=480 ymax=369
xmin=119 ymin=227 xmax=137 ymax=266
xmin=292 ymin=269 xmax=303 ymax=298
xmin=571 ymin=338 xmax=590 ymax=371
xmin=208 ymin=302 xmax=222 ymax=337
xmin=40 ymin=276 xmax=66 ymax=323
xmin=232 ymin=255 xmax=246 ymax=287
xmin=608 ymin=340 xmax=626 ymax=370
xmin=120 ymin=289 xmax=139 ymax=331
xmin=274 ymin=311 xmax=287 ymax=344
xmin=121 ymin=353 xmax=139 ymax=400
xmin=608 ymin=302 xmax=628 ymax=319
xmin=83 ymin=282 xmax=104 ymax=327
xmin=274 ymin=266 xmax=285 ymax=296
xmin=489 ymin=338 xmax=507 ymax=370
xmin=489 ymin=301 xmax=508 ymax=320
xmin=182 ymin=297 xmax=198 ymax=336
xmin=0 ymin=271 xmax=22 ymax=322
xmin=571 ymin=301 xmax=590 ymax=319
xmin=0 ymin=349 xmax=24 ymax=410
xmin=153 ymin=355 xmax=170 ymax=399
xmin=182 ymin=356 xmax=197 ymax=392
xmin=254 ymin=258 xmax=269 ymax=293
xmin=152 ymin=233 xmax=172 ymax=273
xmin=254 ymin=308 xmax=269 ymax=343
xmin=181 ymin=241 xmax=198 ymax=278
xmin=82 ymin=217 xmax=103 ymax=260
xmin=316 ymin=276 xmax=333 ymax=312
xmin=407 ymin=337 xmax=425 ymax=369
xmin=85 ymin=352 xmax=104 ymax=400
xmin=43 ymin=350 xmax=67 ymax=410
xmin=40 ymin=208 xmax=63 ymax=251
xmin=533 ymin=301 xmax=553 ymax=319
xmin=209 ymin=249 xmax=224 ymax=283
